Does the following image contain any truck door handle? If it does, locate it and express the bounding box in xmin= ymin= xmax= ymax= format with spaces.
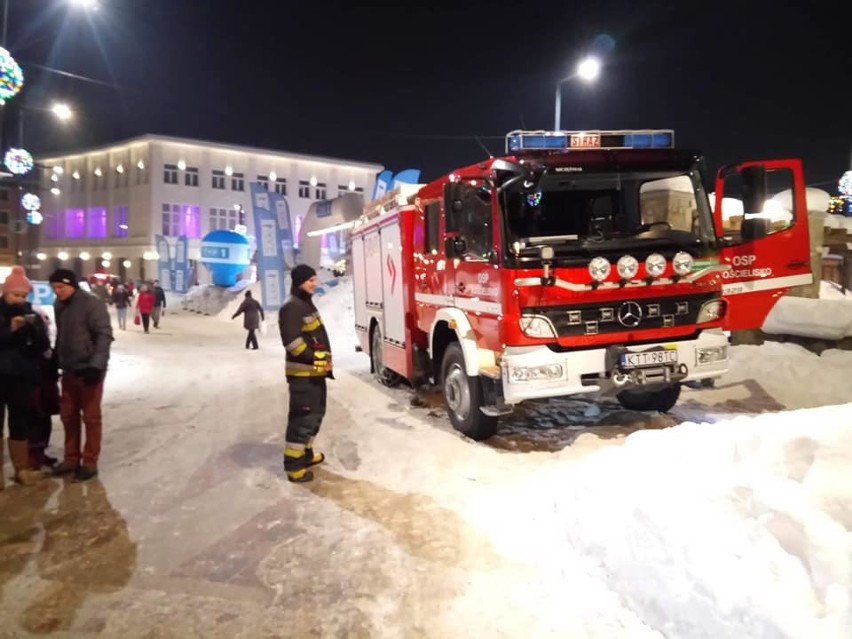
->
xmin=455 ymin=282 xmax=466 ymax=292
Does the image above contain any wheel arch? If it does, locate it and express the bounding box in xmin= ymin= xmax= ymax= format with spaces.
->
xmin=430 ymin=308 xmax=493 ymax=378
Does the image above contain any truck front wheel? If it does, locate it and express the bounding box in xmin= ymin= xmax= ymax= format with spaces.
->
xmin=441 ymin=342 xmax=498 ymax=440
xmin=616 ymin=383 xmax=682 ymax=412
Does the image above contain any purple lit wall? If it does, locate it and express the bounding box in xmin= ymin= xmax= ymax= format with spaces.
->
xmin=46 ymin=212 xmax=62 ymax=239
xmin=114 ymin=205 xmax=129 ymax=238
xmin=65 ymin=209 xmax=85 ymax=239
xmin=182 ymin=205 xmax=200 ymax=239
xmin=87 ymin=207 xmax=107 ymax=238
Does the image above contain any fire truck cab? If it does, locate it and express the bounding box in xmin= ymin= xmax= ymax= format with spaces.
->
xmin=351 ymin=130 xmax=812 ymax=440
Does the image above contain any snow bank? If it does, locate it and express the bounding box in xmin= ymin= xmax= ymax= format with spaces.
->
xmin=548 ymin=406 xmax=852 ymax=638
xmin=762 ymin=281 xmax=852 ymax=339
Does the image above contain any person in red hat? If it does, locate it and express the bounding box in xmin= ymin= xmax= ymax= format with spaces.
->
xmin=1 ymin=266 xmax=51 ymax=487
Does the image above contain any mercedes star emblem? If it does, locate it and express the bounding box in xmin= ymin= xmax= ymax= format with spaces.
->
xmin=617 ymin=301 xmax=643 ymax=328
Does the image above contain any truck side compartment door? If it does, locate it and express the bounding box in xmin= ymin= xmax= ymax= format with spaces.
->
xmin=713 ymin=159 xmax=812 ymax=331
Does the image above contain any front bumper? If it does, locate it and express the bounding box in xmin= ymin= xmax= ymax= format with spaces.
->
xmin=499 ymin=329 xmax=729 ymax=404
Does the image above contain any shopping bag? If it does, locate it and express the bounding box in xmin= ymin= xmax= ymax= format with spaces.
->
xmin=134 ymin=312 xmax=141 ymax=326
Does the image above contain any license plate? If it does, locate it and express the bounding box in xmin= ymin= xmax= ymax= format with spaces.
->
xmin=620 ymin=349 xmax=677 ymax=369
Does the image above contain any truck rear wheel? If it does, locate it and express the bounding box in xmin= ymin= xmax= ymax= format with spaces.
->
xmin=441 ymin=342 xmax=498 ymax=440
xmin=371 ymin=323 xmax=402 ymax=387
xmin=616 ymin=383 xmax=682 ymax=412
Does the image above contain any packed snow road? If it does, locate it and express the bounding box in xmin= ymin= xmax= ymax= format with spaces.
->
xmin=1 ymin=284 xmax=849 ymax=637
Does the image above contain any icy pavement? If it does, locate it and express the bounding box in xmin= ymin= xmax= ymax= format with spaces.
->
xmin=1 ymin=284 xmax=850 ymax=637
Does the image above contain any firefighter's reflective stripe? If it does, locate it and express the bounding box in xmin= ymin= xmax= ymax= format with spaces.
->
xmin=303 ymin=314 xmax=322 ymax=332
xmin=286 ymin=337 xmax=308 ymax=356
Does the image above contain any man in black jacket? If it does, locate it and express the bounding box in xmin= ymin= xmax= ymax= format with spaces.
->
xmin=49 ymin=269 xmax=114 ymax=482
xmin=152 ymin=279 xmax=166 ymax=328
xmin=278 ymin=264 xmax=332 ymax=482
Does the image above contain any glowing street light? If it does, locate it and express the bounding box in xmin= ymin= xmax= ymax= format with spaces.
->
xmin=69 ymin=0 xmax=99 ymax=10
xmin=51 ymin=101 xmax=73 ymax=121
xmin=554 ymin=56 xmax=602 ymax=130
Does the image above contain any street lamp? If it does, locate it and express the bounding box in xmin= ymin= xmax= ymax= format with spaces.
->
xmin=554 ymin=56 xmax=601 ymax=130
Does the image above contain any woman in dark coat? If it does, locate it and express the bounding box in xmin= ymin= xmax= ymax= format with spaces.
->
xmin=231 ymin=290 xmax=265 ymax=349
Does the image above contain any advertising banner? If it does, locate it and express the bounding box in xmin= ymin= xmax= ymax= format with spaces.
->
xmin=174 ymin=235 xmax=189 ymax=293
xmin=250 ymin=182 xmax=291 ymax=310
xmin=154 ymin=234 xmax=172 ymax=290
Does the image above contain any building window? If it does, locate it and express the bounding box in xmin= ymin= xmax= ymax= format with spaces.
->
xmin=164 ymin=164 xmax=179 ymax=185
xmin=185 ymin=167 xmax=199 ymax=187
xmin=113 ymin=205 xmax=129 ymax=238
xmin=0 ymin=190 xmax=8 ymax=201
xmin=275 ymin=178 xmax=287 ymax=196
xmin=87 ymin=207 xmax=107 ymax=239
xmin=212 ymin=170 xmax=225 ymax=189
xmin=0 ymin=235 xmax=8 ymax=249
xmin=298 ymin=180 xmax=311 ymax=198
xmin=46 ymin=212 xmax=62 ymax=239
xmin=256 ymin=175 xmax=269 ymax=190
xmin=315 ymin=182 xmax=327 ymax=200
xmin=231 ymin=172 xmax=245 ymax=192
xmin=65 ymin=209 xmax=85 ymax=239
xmin=209 ymin=207 xmax=238 ymax=231
xmin=162 ymin=203 xmax=201 ymax=238
xmin=0 ymin=210 xmax=8 ymax=224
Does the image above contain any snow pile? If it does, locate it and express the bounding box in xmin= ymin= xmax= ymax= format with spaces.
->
xmin=181 ymin=280 xmax=251 ymax=317
xmin=546 ymin=406 xmax=852 ymax=638
xmin=763 ymin=282 xmax=852 ymax=339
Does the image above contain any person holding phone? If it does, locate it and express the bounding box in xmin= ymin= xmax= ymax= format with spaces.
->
xmin=1 ymin=266 xmax=51 ymax=488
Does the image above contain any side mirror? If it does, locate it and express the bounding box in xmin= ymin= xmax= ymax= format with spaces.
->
xmin=741 ymin=217 xmax=769 ymax=241
xmin=445 ymin=236 xmax=467 ymax=257
xmin=741 ymin=165 xmax=767 ymax=215
xmin=444 ymin=182 xmax=465 ymax=232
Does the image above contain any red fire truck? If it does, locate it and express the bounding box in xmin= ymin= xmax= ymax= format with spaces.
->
xmin=350 ymin=129 xmax=812 ymax=440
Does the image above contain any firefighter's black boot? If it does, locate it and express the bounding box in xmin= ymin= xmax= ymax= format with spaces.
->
xmin=283 ymin=447 xmax=313 ymax=483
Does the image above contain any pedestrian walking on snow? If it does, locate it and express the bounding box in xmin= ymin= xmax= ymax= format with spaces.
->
xmin=152 ymin=279 xmax=166 ymax=328
xmin=278 ymin=265 xmax=333 ymax=482
xmin=135 ymin=284 xmax=155 ymax=333
xmin=231 ymin=290 xmax=265 ymax=350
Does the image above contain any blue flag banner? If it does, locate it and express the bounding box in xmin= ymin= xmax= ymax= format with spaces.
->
xmin=373 ymin=169 xmax=393 ymax=200
xmin=174 ymin=235 xmax=189 ymax=293
xmin=271 ymin=191 xmax=296 ymax=270
xmin=250 ymin=182 xmax=288 ymax=310
xmin=154 ymin=234 xmax=172 ymax=290
xmin=391 ymin=168 xmax=421 ymax=189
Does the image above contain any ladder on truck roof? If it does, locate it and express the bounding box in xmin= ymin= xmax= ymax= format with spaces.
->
xmin=362 ymin=184 xmax=423 ymax=221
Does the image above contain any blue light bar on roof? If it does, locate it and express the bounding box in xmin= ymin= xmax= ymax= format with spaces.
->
xmin=505 ymin=129 xmax=675 ymax=153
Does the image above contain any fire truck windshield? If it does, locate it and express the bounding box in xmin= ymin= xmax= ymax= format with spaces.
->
xmin=501 ymin=168 xmax=715 ymax=255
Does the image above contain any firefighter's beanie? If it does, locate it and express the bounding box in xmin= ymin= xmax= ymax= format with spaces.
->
xmin=48 ymin=268 xmax=79 ymax=289
xmin=291 ymin=264 xmax=317 ymax=291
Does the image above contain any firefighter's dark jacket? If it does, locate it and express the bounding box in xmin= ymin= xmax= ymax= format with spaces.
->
xmin=278 ymin=290 xmax=332 ymax=378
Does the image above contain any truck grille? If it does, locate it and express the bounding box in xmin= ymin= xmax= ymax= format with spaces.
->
xmin=524 ymin=292 xmax=718 ymax=337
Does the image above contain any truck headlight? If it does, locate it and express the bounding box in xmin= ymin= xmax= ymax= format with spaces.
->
xmin=672 ymin=251 xmax=694 ymax=276
xmin=697 ymin=299 xmax=726 ymax=323
xmin=509 ymin=364 xmax=564 ymax=382
xmin=588 ymin=256 xmax=611 ymax=282
xmin=617 ymin=255 xmax=639 ymax=279
xmin=645 ymin=253 xmax=667 ymax=278
xmin=519 ymin=315 xmax=556 ymax=338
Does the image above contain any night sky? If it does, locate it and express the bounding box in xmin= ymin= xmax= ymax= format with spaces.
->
xmin=5 ymin=0 xmax=850 ymax=188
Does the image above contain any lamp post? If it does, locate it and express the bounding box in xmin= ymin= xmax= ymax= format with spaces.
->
xmin=554 ymin=56 xmax=601 ymax=131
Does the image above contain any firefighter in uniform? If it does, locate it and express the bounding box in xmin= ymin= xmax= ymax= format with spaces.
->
xmin=279 ymin=264 xmax=333 ymax=482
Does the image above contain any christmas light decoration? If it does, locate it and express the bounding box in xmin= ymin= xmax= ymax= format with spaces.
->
xmin=4 ymin=148 xmax=33 ymax=175
xmin=21 ymin=192 xmax=41 ymax=211
xmin=0 ymin=47 xmax=24 ymax=104
xmin=527 ymin=190 xmax=543 ymax=207
xmin=839 ymin=171 xmax=852 ymax=197
xmin=27 ymin=211 xmax=43 ymax=225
